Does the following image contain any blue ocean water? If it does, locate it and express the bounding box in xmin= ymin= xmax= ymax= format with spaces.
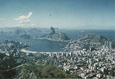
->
xmin=0 ymin=30 xmax=115 ymax=52
xmin=0 ymin=34 xmax=67 ymax=52
xmin=60 ymin=30 xmax=115 ymax=40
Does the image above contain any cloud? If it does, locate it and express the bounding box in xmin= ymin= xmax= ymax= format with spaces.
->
xmin=16 ymin=12 xmax=32 ymax=24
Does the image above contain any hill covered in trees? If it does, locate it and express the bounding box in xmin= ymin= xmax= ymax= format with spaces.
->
xmin=0 ymin=63 xmax=82 ymax=79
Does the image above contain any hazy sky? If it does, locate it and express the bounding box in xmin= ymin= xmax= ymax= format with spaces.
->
xmin=0 ymin=0 xmax=114 ymax=29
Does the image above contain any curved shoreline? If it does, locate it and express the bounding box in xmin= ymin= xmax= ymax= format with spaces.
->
xmin=33 ymin=37 xmax=71 ymax=43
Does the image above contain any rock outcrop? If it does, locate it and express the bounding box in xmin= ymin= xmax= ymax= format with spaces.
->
xmin=40 ymin=27 xmax=70 ymax=41
xmin=49 ymin=27 xmax=55 ymax=34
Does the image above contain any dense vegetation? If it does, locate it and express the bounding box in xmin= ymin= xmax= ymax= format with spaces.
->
xmin=0 ymin=51 xmax=81 ymax=79
xmin=0 ymin=53 xmax=18 ymax=79
xmin=0 ymin=61 xmax=82 ymax=79
xmin=14 ymin=63 xmax=81 ymax=79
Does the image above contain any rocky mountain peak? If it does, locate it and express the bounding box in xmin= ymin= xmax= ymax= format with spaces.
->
xmin=49 ymin=27 xmax=55 ymax=34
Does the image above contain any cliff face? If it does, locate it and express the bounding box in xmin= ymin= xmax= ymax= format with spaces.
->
xmin=49 ymin=27 xmax=55 ymax=34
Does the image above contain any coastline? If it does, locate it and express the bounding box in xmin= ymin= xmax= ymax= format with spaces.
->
xmin=33 ymin=37 xmax=71 ymax=43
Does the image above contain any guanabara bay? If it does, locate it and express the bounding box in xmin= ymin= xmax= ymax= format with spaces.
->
xmin=0 ymin=0 xmax=115 ymax=79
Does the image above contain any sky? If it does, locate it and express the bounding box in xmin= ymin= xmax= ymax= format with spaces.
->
xmin=0 ymin=0 xmax=114 ymax=29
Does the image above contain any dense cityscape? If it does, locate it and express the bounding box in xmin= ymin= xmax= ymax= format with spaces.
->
xmin=0 ymin=0 xmax=114 ymax=79
xmin=0 ymin=27 xmax=115 ymax=79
